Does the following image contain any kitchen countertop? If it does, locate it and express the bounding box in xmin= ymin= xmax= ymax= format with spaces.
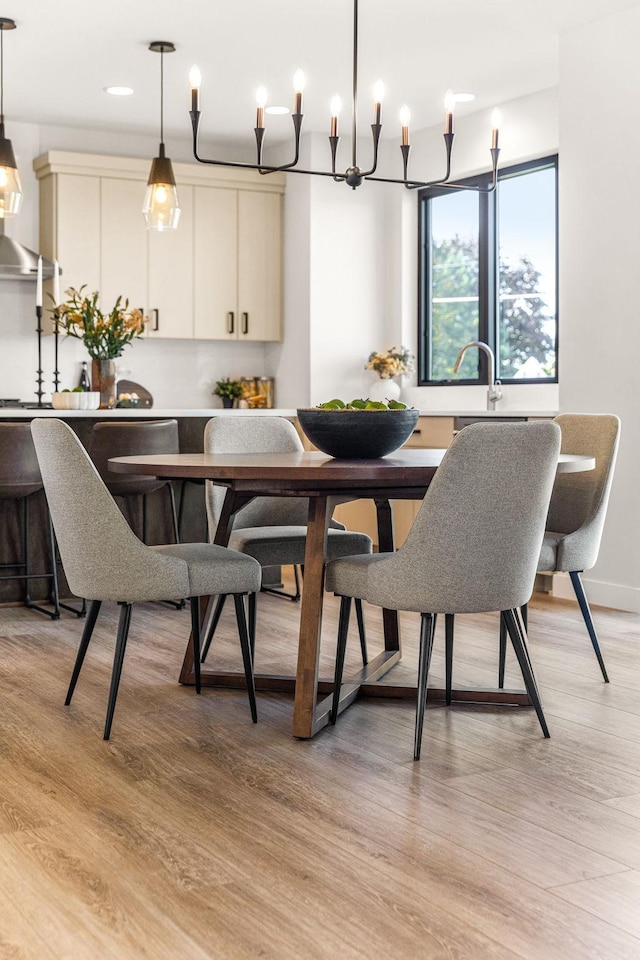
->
xmin=0 ymin=407 xmax=557 ymax=419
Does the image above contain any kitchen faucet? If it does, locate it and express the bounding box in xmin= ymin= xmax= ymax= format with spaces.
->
xmin=453 ymin=340 xmax=503 ymax=411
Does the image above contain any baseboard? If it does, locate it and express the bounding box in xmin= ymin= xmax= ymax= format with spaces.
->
xmin=551 ymin=571 xmax=640 ymax=613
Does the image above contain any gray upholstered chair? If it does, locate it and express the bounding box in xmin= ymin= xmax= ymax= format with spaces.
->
xmin=499 ymin=413 xmax=621 ymax=686
xmin=31 ymin=418 xmax=261 ymax=740
xmin=326 ymin=420 xmax=561 ymax=760
xmin=201 ymin=416 xmax=373 ymax=664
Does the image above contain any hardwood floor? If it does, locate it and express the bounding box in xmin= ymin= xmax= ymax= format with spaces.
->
xmin=0 ymin=581 xmax=639 ymax=959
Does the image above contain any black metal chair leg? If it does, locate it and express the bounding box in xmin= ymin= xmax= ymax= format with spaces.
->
xmin=498 ymin=616 xmax=507 ymax=688
xmin=445 ymin=613 xmax=454 ymax=704
xmin=47 ymin=510 xmax=61 ymax=618
xmin=103 ymin=602 xmax=133 ymax=741
xmin=200 ymin=594 xmax=228 ymax=663
xmin=502 ymin=608 xmax=549 ymax=738
xmin=65 ymin=599 xmax=102 ymax=705
xmin=331 ymin=595 xmax=352 ymax=724
xmin=168 ymin=483 xmax=180 ymax=545
xmin=570 ymin=570 xmax=609 ymax=682
xmin=415 ymin=613 xmax=436 ymax=761
xmin=21 ymin=495 xmax=60 ymax=620
xmin=261 ymin=564 xmax=302 ymax=601
xmin=248 ymin=592 xmax=257 ymax=660
xmin=233 ymin=594 xmax=257 ymax=722
xmin=355 ymin=598 xmax=368 ymax=665
xmin=190 ymin=597 xmax=202 ymax=694
xmin=23 ymin=495 xmax=31 ymax=607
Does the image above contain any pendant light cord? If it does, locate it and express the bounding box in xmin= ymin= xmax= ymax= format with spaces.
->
xmin=1 ymin=26 xmax=4 ymax=120
xmin=159 ymin=46 xmax=164 ymax=146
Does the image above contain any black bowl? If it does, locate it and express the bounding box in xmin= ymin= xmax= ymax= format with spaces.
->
xmin=297 ymin=407 xmax=419 ymax=459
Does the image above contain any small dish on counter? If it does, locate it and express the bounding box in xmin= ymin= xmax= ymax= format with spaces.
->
xmin=52 ymin=392 xmax=101 ymax=410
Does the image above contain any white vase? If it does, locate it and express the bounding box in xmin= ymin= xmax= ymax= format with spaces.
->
xmin=368 ymin=376 xmax=401 ymax=403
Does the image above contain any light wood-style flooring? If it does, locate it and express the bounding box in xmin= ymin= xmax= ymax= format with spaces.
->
xmin=0 ymin=579 xmax=639 ymax=959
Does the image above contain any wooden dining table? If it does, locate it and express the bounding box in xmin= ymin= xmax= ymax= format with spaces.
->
xmin=109 ymin=447 xmax=595 ymax=739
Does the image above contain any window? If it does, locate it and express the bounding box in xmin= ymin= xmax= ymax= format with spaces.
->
xmin=418 ymin=155 xmax=558 ymax=385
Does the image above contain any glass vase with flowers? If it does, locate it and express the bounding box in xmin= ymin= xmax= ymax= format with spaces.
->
xmin=52 ymin=287 xmax=145 ymax=408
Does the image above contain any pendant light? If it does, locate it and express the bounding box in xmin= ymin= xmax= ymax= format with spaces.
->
xmin=0 ymin=18 xmax=22 ymax=218
xmin=143 ymin=41 xmax=180 ymax=231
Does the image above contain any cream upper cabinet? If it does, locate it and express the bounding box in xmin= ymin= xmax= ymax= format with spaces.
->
xmin=35 ymin=152 xmax=284 ymax=342
xmin=193 ymin=186 xmax=238 ymax=340
xmin=100 ymin=177 xmax=148 ymax=314
xmin=238 ymin=191 xmax=283 ymax=342
xmin=40 ymin=172 xmax=101 ymax=300
xmin=147 ymin=185 xmax=194 ymax=339
xmin=194 ymin=186 xmax=283 ymax=342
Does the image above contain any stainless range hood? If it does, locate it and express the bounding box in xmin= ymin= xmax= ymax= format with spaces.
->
xmin=0 ymin=219 xmax=56 ymax=280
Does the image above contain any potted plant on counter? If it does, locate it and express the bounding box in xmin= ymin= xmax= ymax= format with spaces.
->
xmin=214 ymin=378 xmax=243 ymax=409
xmin=52 ymin=286 xmax=145 ymax=409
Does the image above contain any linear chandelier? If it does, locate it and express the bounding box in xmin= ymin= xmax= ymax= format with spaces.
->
xmin=188 ymin=0 xmax=501 ymax=191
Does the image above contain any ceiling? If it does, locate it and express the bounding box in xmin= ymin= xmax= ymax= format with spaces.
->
xmin=3 ymin=0 xmax=637 ymax=146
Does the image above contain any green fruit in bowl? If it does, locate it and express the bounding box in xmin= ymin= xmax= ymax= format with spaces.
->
xmin=319 ymin=398 xmax=345 ymax=409
xmin=387 ymin=399 xmax=407 ymax=409
xmin=364 ymin=400 xmax=388 ymax=409
xmin=347 ymin=398 xmax=367 ymax=409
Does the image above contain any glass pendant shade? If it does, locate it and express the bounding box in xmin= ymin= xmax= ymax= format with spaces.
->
xmin=0 ymin=20 xmax=22 ymax=218
xmin=0 ymin=145 xmax=22 ymax=218
xmin=143 ymin=147 xmax=180 ymax=230
xmin=145 ymin=42 xmax=179 ymax=231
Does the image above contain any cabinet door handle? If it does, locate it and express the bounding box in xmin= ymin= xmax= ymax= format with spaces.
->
xmin=151 ymin=308 xmax=159 ymax=332
xmin=241 ymin=312 xmax=249 ymax=335
xmin=227 ymin=311 xmax=235 ymax=334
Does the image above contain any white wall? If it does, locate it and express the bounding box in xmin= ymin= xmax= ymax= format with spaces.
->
xmin=558 ymin=7 xmax=640 ymax=611
xmin=0 ymin=122 xmax=269 ymax=409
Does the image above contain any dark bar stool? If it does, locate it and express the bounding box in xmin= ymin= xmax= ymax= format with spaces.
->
xmin=89 ymin=419 xmax=181 ymax=545
xmin=0 ymin=422 xmax=60 ymax=618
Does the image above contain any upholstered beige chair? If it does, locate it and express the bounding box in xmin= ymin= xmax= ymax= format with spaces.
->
xmin=31 ymin=418 xmax=261 ymax=740
xmin=201 ymin=416 xmax=373 ymax=663
xmin=326 ymin=421 xmax=561 ymax=760
xmin=498 ymin=413 xmax=621 ymax=686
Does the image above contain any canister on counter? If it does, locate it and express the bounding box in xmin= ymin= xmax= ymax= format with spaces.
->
xmin=257 ymin=376 xmax=274 ymax=408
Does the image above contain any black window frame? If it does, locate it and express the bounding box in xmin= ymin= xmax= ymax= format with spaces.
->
xmin=417 ymin=154 xmax=559 ymax=387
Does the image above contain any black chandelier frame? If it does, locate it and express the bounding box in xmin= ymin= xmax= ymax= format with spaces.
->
xmin=189 ymin=0 xmax=500 ymax=192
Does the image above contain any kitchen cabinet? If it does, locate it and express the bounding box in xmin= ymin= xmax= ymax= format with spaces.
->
xmin=194 ymin=187 xmax=282 ymax=341
xmin=34 ymin=152 xmax=284 ymax=341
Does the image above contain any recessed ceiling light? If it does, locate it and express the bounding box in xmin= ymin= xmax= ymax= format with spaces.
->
xmin=105 ymin=86 xmax=134 ymax=96
xmin=265 ymin=105 xmax=290 ymax=115
xmin=454 ymin=93 xmax=475 ymax=103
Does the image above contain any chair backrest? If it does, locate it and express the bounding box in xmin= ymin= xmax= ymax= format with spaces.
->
xmin=545 ymin=413 xmax=620 ymax=569
xmin=204 ymin=417 xmax=311 ymax=537
xmin=90 ymin=419 xmax=179 ymax=495
xmin=31 ymin=419 xmax=188 ymax=602
xmin=0 ymin=422 xmax=43 ymax=499
xmin=386 ymin=421 xmax=561 ymax=614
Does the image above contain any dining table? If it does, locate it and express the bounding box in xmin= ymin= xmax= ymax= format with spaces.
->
xmin=109 ymin=447 xmax=595 ymax=739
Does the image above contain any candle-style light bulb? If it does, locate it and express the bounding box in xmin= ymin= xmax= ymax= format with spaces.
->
xmin=373 ymin=79 xmax=385 ymax=124
xmin=330 ymin=95 xmax=342 ymax=137
xmin=491 ymin=108 xmax=502 ymax=149
xmin=189 ymin=64 xmax=201 ymax=112
xmin=400 ymin=104 xmax=411 ymax=146
xmin=293 ymin=69 xmax=305 ymax=114
xmin=444 ymin=88 xmax=455 ymax=134
xmin=256 ymin=85 xmax=267 ymax=128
